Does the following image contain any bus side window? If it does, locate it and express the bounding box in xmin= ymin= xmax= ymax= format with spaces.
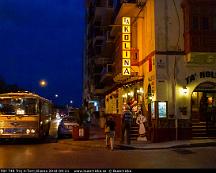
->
xmin=41 ymin=102 xmax=49 ymax=116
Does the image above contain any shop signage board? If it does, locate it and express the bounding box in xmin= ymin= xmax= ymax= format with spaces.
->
xmin=122 ymin=17 xmax=131 ymax=76
xmin=151 ymin=101 xmax=168 ymax=119
xmin=186 ymin=71 xmax=216 ymax=84
xmin=186 ymin=52 xmax=216 ymax=65
xmin=158 ymin=101 xmax=167 ymax=118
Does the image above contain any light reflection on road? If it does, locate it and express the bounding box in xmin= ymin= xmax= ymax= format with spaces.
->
xmin=0 ymin=138 xmax=216 ymax=168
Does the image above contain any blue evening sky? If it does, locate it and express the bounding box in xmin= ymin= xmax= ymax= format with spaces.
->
xmin=0 ymin=0 xmax=85 ymax=107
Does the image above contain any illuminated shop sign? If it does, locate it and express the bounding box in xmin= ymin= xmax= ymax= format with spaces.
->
xmin=186 ymin=71 xmax=216 ymax=84
xmin=122 ymin=17 xmax=131 ymax=76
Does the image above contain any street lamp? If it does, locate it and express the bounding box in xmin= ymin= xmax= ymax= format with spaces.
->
xmin=39 ymin=79 xmax=47 ymax=87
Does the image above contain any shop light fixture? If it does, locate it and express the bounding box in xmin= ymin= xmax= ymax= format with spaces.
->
xmin=148 ymin=93 xmax=154 ymax=100
xmin=137 ymin=88 xmax=144 ymax=94
xmin=181 ymin=86 xmax=188 ymax=95
xmin=122 ymin=94 xmax=127 ymax=98
xmin=127 ymin=91 xmax=134 ymax=97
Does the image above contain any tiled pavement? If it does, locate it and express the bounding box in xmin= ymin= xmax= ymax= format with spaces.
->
xmin=89 ymin=126 xmax=216 ymax=150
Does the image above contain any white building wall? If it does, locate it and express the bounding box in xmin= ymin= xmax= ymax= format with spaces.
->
xmin=153 ymin=0 xmax=187 ymax=118
xmin=155 ymin=0 xmax=184 ymax=51
xmin=143 ymin=0 xmax=156 ymax=54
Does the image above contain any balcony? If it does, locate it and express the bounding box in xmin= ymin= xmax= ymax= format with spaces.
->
xmin=120 ymin=0 xmax=146 ymax=6
xmin=94 ymin=85 xmax=114 ymax=96
xmin=94 ymin=88 xmax=106 ymax=96
xmin=184 ymin=32 xmax=216 ymax=53
xmin=94 ymin=57 xmax=111 ymax=65
xmin=93 ymin=36 xmax=104 ymax=47
xmin=100 ymin=64 xmax=113 ymax=84
xmin=93 ymin=0 xmax=114 ymax=25
xmin=111 ymin=0 xmax=146 ymax=36
xmin=95 ymin=0 xmax=113 ymax=8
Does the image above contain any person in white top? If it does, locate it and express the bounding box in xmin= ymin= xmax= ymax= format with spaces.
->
xmin=136 ymin=110 xmax=147 ymax=141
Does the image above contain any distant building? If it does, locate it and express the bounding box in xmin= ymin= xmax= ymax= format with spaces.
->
xmin=84 ymin=0 xmax=216 ymax=142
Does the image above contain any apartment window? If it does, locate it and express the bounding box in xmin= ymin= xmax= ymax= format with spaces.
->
xmin=95 ymin=20 xmax=101 ymax=26
xmin=192 ymin=16 xmax=199 ymax=30
xmin=95 ymin=28 xmax=103 ymax=36
xmin=108 ymin=0 xmax=113 ymax=8
xmin=149 ymin=57 xmax=152 ymax=72
xmin=96 ymin=0 xmax=102 ymax=7
xmin=95 ymin=46 xmax=102 ymax=54
xmin=116 ymin=98 xmax=118 ymax=114
xmin=95 ymin=40 xmax=103 ymax=46
xmin=94 ymin=16 xmax=102 ymax=26
xmin=213 ymin=16 xmax=216 ymax=31
xmin=201 ymin=16 xmax=209 ymax=30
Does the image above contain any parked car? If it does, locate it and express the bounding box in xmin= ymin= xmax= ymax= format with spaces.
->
xmin=57 ymin=116 xmax=79 ymax=138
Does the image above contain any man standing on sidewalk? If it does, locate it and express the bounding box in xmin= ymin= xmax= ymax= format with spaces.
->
xmin=121 ymin=104 xmax=133 ymax=145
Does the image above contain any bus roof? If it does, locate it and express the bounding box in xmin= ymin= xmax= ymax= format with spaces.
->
xmin=0 ymin=91 xmax=51 ymax=103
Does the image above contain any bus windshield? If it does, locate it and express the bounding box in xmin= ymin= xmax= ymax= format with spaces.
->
xmin=0 ymin=98 xmax=38 ymax=115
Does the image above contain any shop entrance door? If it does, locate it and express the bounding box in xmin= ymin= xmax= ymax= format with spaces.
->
xmin=191 ymin=82 xmax=216 ymax=138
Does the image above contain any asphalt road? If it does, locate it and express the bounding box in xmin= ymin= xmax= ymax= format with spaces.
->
xmin=0 ymin=138 xmax=216 ymax=169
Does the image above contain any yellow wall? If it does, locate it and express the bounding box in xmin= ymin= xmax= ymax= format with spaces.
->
xmin=142 ymin=0 xmax=156 ymax=111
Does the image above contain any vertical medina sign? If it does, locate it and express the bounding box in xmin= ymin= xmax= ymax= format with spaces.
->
xmin=122 ymin=17 xmax=131 ymax=76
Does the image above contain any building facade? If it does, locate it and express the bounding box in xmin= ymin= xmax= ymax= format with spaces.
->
xmin=84 ymin=0 xmax=216 ymax=142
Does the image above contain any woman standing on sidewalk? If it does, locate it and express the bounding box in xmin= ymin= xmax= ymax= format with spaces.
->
xmin=104 ymin=116 xmax=116 ymax=150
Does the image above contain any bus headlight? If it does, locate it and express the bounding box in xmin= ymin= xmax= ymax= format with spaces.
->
xmin=0 ymin=129 xmax=3 ymax=134
xmin=31 ymin=129 xmax=36 ymax=133
xmin=26 ymin=129 xmax=30 ymax=134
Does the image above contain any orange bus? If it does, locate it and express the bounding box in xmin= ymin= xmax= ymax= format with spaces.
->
xmin=0 ymin=91 xmax=53 ymax=140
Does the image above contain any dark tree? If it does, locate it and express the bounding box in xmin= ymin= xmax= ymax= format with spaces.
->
xmin=0 ymin=75 xmax=23 ymax=93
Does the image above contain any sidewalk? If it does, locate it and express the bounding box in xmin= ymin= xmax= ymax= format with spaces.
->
xmin=116 ymin=138 xmax=216 ymax=150
xmin=89 ymin=126 xmax=216 ymax=150
xmin=89 ymin=125 xmax=105 ymax=140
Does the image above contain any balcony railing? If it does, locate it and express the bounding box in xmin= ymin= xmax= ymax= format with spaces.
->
xmin=101 ymin=64 xmax=113 ymax=74
xmin=93 ymin=36 xmax=104 ymax=47
xmin=100 ymin=64 xmax=113 ymax=84
xmin=94 ymin=57 xmax=111 ymax=65
xmin=95 ymin=0 xmax=113 ymax=8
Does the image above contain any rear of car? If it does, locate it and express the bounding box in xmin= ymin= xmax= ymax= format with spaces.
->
xmin=58 ymin=116 xmax=79 ymax=138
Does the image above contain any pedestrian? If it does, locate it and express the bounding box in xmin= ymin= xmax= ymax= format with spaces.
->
xmin=104 ymin=116 xmax=116 ymax=150
xmin=121 ymin=104 xmax=133 ymax=144
xmin=136 ymin=110 xmax=147 ymax=141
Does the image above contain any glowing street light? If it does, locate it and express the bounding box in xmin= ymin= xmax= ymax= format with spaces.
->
xmin=39 ymin=79 xmax=47 ymax=87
